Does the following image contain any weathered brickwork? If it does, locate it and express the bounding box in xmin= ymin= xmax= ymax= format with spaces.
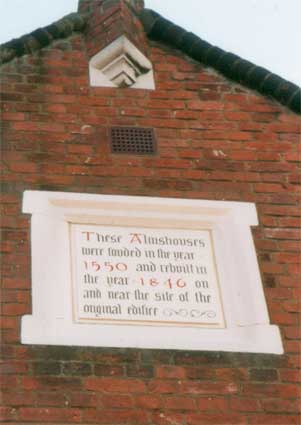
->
xmin=1 ymin=1 xmax=300 ymax=424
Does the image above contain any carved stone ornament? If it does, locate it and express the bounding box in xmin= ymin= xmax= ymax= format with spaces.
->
xmin=89 ymin=36 xmax=155 ymax=89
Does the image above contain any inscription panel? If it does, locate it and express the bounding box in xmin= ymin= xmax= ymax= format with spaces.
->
xmin=71 ymin=224 xmax=225 ymax=328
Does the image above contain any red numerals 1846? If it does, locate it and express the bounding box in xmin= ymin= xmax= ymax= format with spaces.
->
xmin=140 ymin=277 xmax=186 ymax=289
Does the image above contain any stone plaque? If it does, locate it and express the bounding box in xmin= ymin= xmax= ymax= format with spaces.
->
xmin=21 ymin=191 xmax=283 ymax=353
xmin=71 ymin=224 xmax=225 ymax=327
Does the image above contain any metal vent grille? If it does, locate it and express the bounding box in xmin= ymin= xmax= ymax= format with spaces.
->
xmin=110 ymin=127 xmax=156 ymax=155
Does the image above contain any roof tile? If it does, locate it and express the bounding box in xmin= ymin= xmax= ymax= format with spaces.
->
xmin=204 ymin=46 xmax=226 ymax=67
xmin=30 ymin=29 xmax=52 ymax=47
xmin=215 ymin=52 xmax=240 ymax=78
xmin=245 ymin=66 xmax=270 ymax=89
xmin=149 ymin=17 xmax=173 ymax=40
xmin=288 ymin=90 xmax=301 ymax=113
xmin=179 ymin=32 xmax=199 ymax=52
xmin=276 ymin=81 xmax=300 ymax=105
xmin=261 ymin=74 xmax=285 ymax=96
xmin=0 ymin=13 xmax=86 ymax=65
xmin=224 ymin=58 xmax=256 ymax=84
xmin=160 ymin=24 xmax=185 ymax=48
xmin=189 ymin=39 xmax=212 ymax=61
xmin=140 ymin=9 xmax=300 ymax=114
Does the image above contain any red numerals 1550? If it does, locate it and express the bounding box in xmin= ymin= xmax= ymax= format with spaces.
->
xmin=83 ymin=261 xmax=128 ymax=272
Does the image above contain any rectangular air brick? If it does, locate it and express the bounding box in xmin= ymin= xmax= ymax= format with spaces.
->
xmin=110 ymin=127 xmax=157 ymax=155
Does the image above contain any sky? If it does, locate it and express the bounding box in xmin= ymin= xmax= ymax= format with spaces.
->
xmin=0 ymin=0 xmax=300 ymax=86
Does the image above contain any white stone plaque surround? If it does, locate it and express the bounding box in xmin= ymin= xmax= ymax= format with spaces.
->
xmin=21 ymin=191 xmax=283 ymax=354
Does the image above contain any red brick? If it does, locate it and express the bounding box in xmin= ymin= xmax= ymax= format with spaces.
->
xmin=155 ymin=366 xmax=186 ymax=379
xmin=183 ymin=170 xmax=206 ymax=179
xmin=185 ymin=367 xmax=215 ymax=380
xmin=279 ymin=276 xmax=300 ymax=287
xmin=215 ymin=368 xmax=248 ymax=381
xmin=67 ymin=144 xmax=94 ymax=154
xmin=248 ymin=414 xmax=300 ymax=425
xmin=242 ymin=383 xmax=300 ymax=398
xmin=186 ymin=413 xmax=247 ymax=425
xmin=148 ymin=379 xmax=179 ymax=394
xmin=174 ymin=110 xmax=199 ymax=119
xmin=2 ymin=303 xmax=28 ymax=316
xmin=84 ymin=377 xmax=146 ymax=393
xmin=188 ymin=101 xmax=225 ymax=110
xmin=284 ymin=341 xmax=301 ymax=353
xmin=260 ymin=262 xmax=285 ymax=274
xmin=22 ymin=376 xmax=82 ymax=391
xmin=45 ymin=104 xmax=67 ymax=113
xmin=82 ymin=408 xmax=149 ymax=423
xmin=268 ymin=123 xmax=300 ymax=133
xmin=284 ymin=326 xmax=301 ymax=339
xmin=230 ymin=397 xmax=262 ymax=412
xmin=274 ymin=253 xmax=301 ymax=263
xmin=265 ymin=288 xmax=292 ymax=300
xmin=265 ymin=228 xmax=301 ymax=240
xmin=46 ymin=94 xmax=78 ymax=104
xmin=260 ymin=205 xmax=301 ymax=217
xmin=18 ymin=408 xmax=81 ymax=422
xmin=262 ymin=398 xmax=301 ymax=413
xmin=224 ymin=111 xmax=253 ymax=121
xmin=101 ymin=394 xmax=133 ymax=409
xmin=288 ymin=263 xmax=301 ymax=275
xmin=284 ymin=152 xmax=301 ymax=162
xmin=179 ymin=381 xmax=239 ymax=395
xmin=148 ymin=108 xmax=173 ymax=118
xmin=150 ymin=411 xmax=186 ymax=425
xmin=0 ymin=361 xmax=28 ymax=374
xmin=144 ymin=158 xmax=191 ymax=169
xmin=69 ymin=392 xmax=97 ymax=407
xmin=197 ymin=397 xmax=228 ymax=412
xmin=244 ymin=102 xmax=279 ymax=113
xmin=283 ymin=301 xmax=301 ymax=313
xmin=155 ymin=63 xmax=177 ymax=72
xmin=9 ymin=162 xmax=37 ymax=173
xmin=35 ymin=392 xmax=68 ymax=407
xmin=145 ymin=100 xmax=185 ymax=110
xmin=1 ymin=391 xmax=36 ymax=406
xmin=2 ymin=112 xmax=26 ymax=121
xmin=278 ymin=218 xmax=301 ymax=228
xmin=254 ymin=183 xmax=284 ymax=193
xmin=270 ymin=312 xmax=298 ymax=325
xmin=287 ymin=354 xmax=301 ymax=368
xmin=164 ymin=396 xmax=197 ymax=410
xmin=280 ymin=370 xmax=301 ymax=383
xmin=11 ymin=121 xmax=39 ymax=131
xmin=0 ymin=407 xmax=17 ymax=421
xmin=135 ymin=394 xmax=162 ymax=409
xmin=0 ymin=317 xmax=18 ymax=329
xmin=228 ymin=131 xmax=253 ymax=141
xmin=120 ymin=107 xmax=145 ymax=117
xmin=94 ymin=364 xmax=124 ymax=376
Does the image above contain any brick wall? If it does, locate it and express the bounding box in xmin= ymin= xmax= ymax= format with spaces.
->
xmin=1 ymin=2 xmax=300 ymax=424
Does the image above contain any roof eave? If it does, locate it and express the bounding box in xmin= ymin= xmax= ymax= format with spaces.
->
xmin=0 ymin=7 xmax=299 ymax=114
xmin=0 ymin=12 xmax=86 ymax=65
xmin=140 ymin=9 xmax=301 ymax=115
